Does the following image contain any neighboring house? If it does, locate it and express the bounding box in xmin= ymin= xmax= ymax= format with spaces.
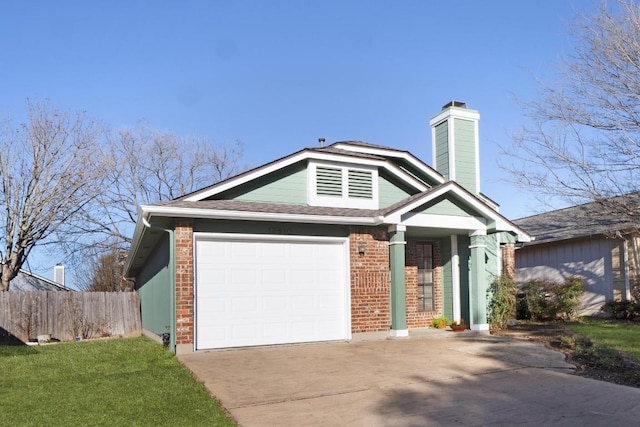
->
xmin=10 ymin=265 xmax=70 ymax=291
xmin=125 ymin=101 xmax=531 ymax=354
xmin=514 ymin=197 xmax=640 ymax=315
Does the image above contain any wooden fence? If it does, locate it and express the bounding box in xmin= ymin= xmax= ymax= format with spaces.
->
xmin=0 ymin=291 xmax=142 ymax=343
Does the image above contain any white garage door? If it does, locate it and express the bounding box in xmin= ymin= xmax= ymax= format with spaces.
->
xmin=195 ymin=234 xmax=350 ymax=350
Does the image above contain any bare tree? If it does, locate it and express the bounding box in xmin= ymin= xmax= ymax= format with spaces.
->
xmin=82 ymin=122 xmax=244 ymax=253
xmin=0 ymin=100 xmax=103 ymax=291
xmin=72 ymin=245 xmax=133 ymax=292
xmin=503 ymin=1 xmax=640 ymax=218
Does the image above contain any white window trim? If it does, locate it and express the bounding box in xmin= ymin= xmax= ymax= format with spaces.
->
xmin=308 ymin=160 xmax=379 ymax=209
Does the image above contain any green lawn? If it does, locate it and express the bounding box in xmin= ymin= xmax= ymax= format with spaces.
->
xmin=0 ymin=337 xmax=236 ymax=426
xmin=567 ymin=317 xmax=640 ymax=362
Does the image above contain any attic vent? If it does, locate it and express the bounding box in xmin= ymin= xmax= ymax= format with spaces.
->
xmin=348 ymin=169 xmax=372 ymax=199
xmin=316 ymin=166 xmax=342 ymax=196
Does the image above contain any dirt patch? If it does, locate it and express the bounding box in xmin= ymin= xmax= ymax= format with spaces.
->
xmin=495 ymin=322 xmax=640 ymax=388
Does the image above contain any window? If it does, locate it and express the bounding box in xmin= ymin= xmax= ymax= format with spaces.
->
xmin=416 ymin=242 xmax=434 ymax=312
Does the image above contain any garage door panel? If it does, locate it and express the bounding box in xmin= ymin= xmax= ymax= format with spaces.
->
xmin=263 ymin=296 xmax=287 ymax=311
xmin=196 ymin=237 xmax=349 ymax=350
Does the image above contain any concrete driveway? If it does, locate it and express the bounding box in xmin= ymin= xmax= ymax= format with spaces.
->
xmin=179 ymin=332 xmax=640 ymax=426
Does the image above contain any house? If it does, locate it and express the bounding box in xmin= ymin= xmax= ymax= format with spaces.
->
xmin=10 ymin=265 xmax=70 ymax=292
xmin=514 ymin=196 xmax=640 ymax=315
xmin=124 ymin=101 xmax=531 ymax=354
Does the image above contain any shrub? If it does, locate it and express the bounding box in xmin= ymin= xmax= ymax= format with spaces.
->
xmin=520 ymin=279 xmax=554 ymax=320
xmin=431 ymin=316 xmax=449 ymax=329
xmin=488 ymin=275 xmax=516 ymax=330
xmin=555 ymin=276 xmax=585 ymax=320
xmin=519 ymin=276 xmax=585 ymax=320
xmin=601 ymin=300 xmax=640 ymax=320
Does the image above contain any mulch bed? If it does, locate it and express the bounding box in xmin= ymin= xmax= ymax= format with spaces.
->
xmin=494 ymin=322 xmax=640 ymax=388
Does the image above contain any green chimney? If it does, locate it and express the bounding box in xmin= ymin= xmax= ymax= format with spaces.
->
xmin=430 ymin=101 xmax=480 ymax=194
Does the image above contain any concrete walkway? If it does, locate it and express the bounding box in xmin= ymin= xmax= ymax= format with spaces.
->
xmin=179 ymin=332 xmax=640 ymax=426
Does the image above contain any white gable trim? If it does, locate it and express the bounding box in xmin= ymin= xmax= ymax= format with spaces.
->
xmin=183 ymin=149 xmax=429 ymax=202
xmin=384 ymin=182 xmax=531 ymax=241
xmin=331 ymin=142 xmax=445 ymax=185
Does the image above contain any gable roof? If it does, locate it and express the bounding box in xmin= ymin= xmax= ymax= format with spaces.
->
xmin=179 ymin=141 xmax=444 ymax=202
xmin=10 ymin=269 xmax=70 ymax=292
xmin=514 ymin=195 xmax=640 ymax=245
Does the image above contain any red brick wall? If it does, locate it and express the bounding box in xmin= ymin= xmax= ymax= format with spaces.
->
xmin=175 ymin=221 xmax=194 ymax=345
xmin=502 ymin=243 xmax=515 ymax=281
xmin=350 ymin=226 xmax=391 ymax=332
xmin=405 ymin=240 xmax=443 ymax=328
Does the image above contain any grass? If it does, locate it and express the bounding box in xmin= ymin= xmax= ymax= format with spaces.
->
xmin=0 ymin=336 xmax=236 ymax=427
xmin=567 ymin=317 xmax=640 ymax=362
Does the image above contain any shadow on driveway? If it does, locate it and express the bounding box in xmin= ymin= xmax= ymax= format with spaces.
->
xmin=180 ymin=334 xmax=640 ymax=426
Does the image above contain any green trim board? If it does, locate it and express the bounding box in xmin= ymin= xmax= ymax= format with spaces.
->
xmin=457 ymin=235 xmax=471 ymax=323
xmin=439 ymin=236 xmax=454 ymax=319
xmin=389 ymin=228 xmax=407 ymax=331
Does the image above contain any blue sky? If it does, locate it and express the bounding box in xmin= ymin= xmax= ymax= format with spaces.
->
xmin=1 ymin=1 xmax=588 ymax=283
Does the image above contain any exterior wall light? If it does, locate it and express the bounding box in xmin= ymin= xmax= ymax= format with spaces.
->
xmin=358 ymin=244 xmax=366 ymax=256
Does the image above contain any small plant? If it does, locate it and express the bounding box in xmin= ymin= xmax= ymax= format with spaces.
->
xmin=431 ymin=316 xmax=449 ymax=329
xmin=450 ymin=317 xmax=465 ymax=326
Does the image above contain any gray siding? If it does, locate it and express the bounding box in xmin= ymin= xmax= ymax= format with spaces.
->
xmin=453 ymin=118 xmax=477 ymax=194
xmin=515 ymin=237 xmax=615 ymax=315
xmin=136 ymin=235 xmax=172 ymax=336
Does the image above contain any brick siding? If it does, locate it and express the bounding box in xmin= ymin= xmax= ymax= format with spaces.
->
xmin=174 ymin=221 xmax=194 ymax=345
xmin=502 ymin=243 xmax=515 ymax=281
xmin=349 ymin=226 xmax=391 ymax=332
xmin=405 ymin=240 xmax=443 ymax=328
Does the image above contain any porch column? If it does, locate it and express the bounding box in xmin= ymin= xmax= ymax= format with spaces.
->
xmin=388 ymin=224 xmax=408 ymax=337
xmin=469 ymin=229 xmax=489 ymax=331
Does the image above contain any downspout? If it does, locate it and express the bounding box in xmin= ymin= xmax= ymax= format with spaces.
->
xmin=616 ymin=231 xmax=632 ymax=301
xmin=142 ymin=217 xmax=177 ymax=353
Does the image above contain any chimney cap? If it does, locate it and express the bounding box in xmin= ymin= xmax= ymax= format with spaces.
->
xmin=318 ymin=137 xmax=326 ymax=147
xmin=442 ymin=100 xmax=467 ymax=110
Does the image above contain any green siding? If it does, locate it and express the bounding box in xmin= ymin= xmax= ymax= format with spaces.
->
xmin=378 ymin=173 xmax=413 ymax=208
xmin=485 ymin=233 xmax=500 ymax=282
xmin=458 ymin=235 xmax=471 ymax=323
xmin=421 ymin=197 xmax=477 ymax=217
xmin=193 ymin=218 xmax=349 ymax=238
xmin=435 ymin=122 xmax=449 ymax=179
xmin=216 ymin=163 xmax=307 ymax=204
xmin=408 ymin=194 xmax=478 ymax=217
xmin=453 ymin=118 xmax=477 ymax=194
xmin=136 ymin=235 xmax=172 ymax=337
xmin=440 ymin=237 xmax=453 ymax=319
